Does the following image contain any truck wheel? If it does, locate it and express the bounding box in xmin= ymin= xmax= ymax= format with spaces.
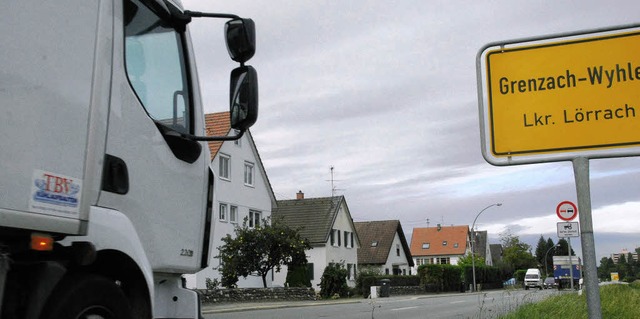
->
xmin=41 ymin=274 xmax=133 ymax=319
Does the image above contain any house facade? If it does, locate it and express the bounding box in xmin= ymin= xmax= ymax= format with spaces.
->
xmin=272 ymin=192 xmax=360 ymax=289
xmin=354 ymin=220 xmax=414 ymax=275
xmin=472 ymin=230 xmax=492 ymax=266
xmin=187 ymin=112 xmax=276 ymax=289
xmin=409 ymin=225 xmax=470 ymax=274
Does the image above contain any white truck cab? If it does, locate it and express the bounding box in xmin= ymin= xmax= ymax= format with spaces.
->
xmin=0 ymin=0 xmax=258 ymax=318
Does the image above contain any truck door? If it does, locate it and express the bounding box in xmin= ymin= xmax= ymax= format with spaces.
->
xmin=97 ymin=0 xmax=210 ymax=273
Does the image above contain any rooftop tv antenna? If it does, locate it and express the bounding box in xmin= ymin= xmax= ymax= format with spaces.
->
xmin=327 ymin=166 xmax=344 ymax=197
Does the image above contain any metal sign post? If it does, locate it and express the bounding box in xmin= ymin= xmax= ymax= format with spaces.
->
xmin=573 ymin=157 xmax=601 ymax=318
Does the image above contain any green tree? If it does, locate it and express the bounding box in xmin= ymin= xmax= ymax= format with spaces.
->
xmin=534 ymin=236 xmax=548 ymax=268
xmin=534 ymin=236 xmax=558 ymax=277
xmin=556 ymin=238 xmax=576 ymax=256
xmin=500 ymin=230 xmax=537 ymax=271
xmin=598 ymin=257 xmax=615 ymax=281
xmin=457 ymin=252 xmax=485 ymax=267
xmin=319 ymin=262 xmax=348 ymax=298
xmin=217 ymin=217 xmax=312 ymax=288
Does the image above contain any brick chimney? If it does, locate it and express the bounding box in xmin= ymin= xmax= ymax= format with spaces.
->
xmin=296 ymin=190 xmax=304 ymax=200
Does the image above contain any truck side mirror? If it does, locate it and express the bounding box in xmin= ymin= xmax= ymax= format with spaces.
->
xmin=225 ymin=18 xmax=255 ymax=63
xmin=229 ymin=65 xmax=258 ymax=131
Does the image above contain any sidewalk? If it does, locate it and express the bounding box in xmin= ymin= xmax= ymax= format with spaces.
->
xmin=201 ymin=292 xmax=474 ymax=314
xmin=201 ymin=297 xmax=360 ymax=314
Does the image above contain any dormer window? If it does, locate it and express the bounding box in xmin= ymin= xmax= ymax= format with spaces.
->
xmin=454 ymin=243 xmax=459 ymax=248
xmin=371 ymin=241 xmax=378 ymax=247
xmin=442 ymin=241 xmax=448 ymax=246
xmin=422 ymin=243 xmax=430 ymax=249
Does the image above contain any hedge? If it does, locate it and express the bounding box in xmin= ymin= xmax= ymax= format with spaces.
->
xmin=418 ymin=264 xmax=462 ymax=292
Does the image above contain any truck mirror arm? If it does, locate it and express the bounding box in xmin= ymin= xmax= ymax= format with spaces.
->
xmin=180 ymin=129 xmax=245 ymax=142
xmin=183 ymin=11 xmax=240 ymax=20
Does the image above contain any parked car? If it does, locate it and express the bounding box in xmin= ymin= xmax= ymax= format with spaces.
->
xmin=503 ymin=278 xmax=516 ymax=286
xmin=544 ymin=277 xmax=557 ymax=289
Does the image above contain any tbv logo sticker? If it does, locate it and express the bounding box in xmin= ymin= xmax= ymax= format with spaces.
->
xmin=33 ymin=172 xmax=80 ymax=207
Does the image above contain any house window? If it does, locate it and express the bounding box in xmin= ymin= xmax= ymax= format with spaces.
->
xmin=454 ymin=243 xmax=459 ymax=248
xmin=442 ymin=241 xmax=448 ymax=246
xmin=422 ymin=243 xmax=430 ymax=249
xmin=230 ymin=205 xmax=238 ymax=223
xmin=351 ymin=232 xmax=354 ymax=248
xmin=307 ymin=263 xmax=314 ymax=281
xmin=385 ymin=268 xmax=389 ymax=275
xmin=219 ymin=203 xmax=227 ymax=222
xmin=371 ymin=241 xmax=378 ymax=247
xmin=330 ymin=229 xmax=335 ymax=246
xmin=234 ymin=130 xmax=242 ymax=146
xmin=244 ymin=161 xmax=254 ymax=186
xmin=331 ymin=229 xmax=341 ymax=247
xmin=396 ymin=244 xmax=400 ymax=257
xmin=219 ymin=154 xmax=230 ymax=180
xmin=344 ymin=231 xmax=353 ymax=248
xmin=249 ymin=210 xmax=261 ymax=228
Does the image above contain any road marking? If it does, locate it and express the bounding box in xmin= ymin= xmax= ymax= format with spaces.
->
xmin=450 ymin=301 xmax=465 ymax=304
xmin=391 ymin=306 xmax=418 ymax=311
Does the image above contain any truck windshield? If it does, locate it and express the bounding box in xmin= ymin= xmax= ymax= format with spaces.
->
xmin=124 ymin=0 xmax=191 ymax=134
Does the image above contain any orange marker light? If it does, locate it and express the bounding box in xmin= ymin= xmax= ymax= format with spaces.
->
xmin=31 ymin=233 xmax=54 ymax=251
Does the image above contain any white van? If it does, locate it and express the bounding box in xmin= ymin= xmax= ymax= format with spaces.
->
xmin=524 ymin=268 xmax=543 ymax=290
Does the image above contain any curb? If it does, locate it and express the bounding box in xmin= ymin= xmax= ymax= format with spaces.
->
xmin=202 ymin=298 xmax=360 ymax=314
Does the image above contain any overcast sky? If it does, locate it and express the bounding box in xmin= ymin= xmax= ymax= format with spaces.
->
xmin=183 ymin=0 xmax=640 ymax=263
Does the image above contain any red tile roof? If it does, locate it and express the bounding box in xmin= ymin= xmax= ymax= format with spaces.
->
xmin=410 ymin=225 xmax=469 ymax=257
xmin=204 ymin=112 xmax=231 ymax=161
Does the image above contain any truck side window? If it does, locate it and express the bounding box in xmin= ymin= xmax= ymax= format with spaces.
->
xmin=124 ymin=0 xmax=191 ymax=134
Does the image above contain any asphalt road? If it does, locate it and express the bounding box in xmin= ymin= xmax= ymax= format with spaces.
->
xmin=203 ymin=289 xmax=561 ymax=319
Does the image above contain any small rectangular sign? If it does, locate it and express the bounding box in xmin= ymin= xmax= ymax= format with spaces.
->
xmin=557 ymin=222 xmax=580 ymax=238
xmin=478 ymin=25 xmax=640 ymax=165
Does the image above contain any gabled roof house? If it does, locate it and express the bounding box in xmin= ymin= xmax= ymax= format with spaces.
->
xmin=272 ymin=192 xmax=360 ymax=289
xmin=354 ymin=220 xmax=414 ymax=275
xmin=187 ymin=112 xmax=277 ymax=289
xmin=410 ymin=225 xmax=470 ymax=273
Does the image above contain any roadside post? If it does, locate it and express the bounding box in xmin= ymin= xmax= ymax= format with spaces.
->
xmin=477 ymin=23 xmax=640 ymax=319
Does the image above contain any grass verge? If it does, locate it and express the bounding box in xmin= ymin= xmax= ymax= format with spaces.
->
xmin=500 ymin=281 xmax=640 ymax=319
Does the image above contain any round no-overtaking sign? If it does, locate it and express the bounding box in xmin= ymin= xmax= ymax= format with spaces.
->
xmin=557 ymin=201 xmax=578 ymax=221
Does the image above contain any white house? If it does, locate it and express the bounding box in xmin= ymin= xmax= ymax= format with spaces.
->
xmin=354 ymin=220 xmax=414 ymax=275
xmin=186 ymin=112 xmax=276 ymax=289
xmin=272 ymin=192 xmax=360 ymax=290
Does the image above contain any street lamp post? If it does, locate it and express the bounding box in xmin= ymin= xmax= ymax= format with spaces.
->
xmin=471 ymin=203 xmax=502 ymax=292
xmin=544 ymin=244 xmax=561 ymax=278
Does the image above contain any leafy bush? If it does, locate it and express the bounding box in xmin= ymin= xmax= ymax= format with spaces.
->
xmin=285 ymin=264 xmax=312 ymax=288
xmin=319 ymin=263 xmax=349 ymax=299
xmin=514 ymin=269 xmax=527 ymax=282
xmin=205 ymin=278 xmax=220 ymax=291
